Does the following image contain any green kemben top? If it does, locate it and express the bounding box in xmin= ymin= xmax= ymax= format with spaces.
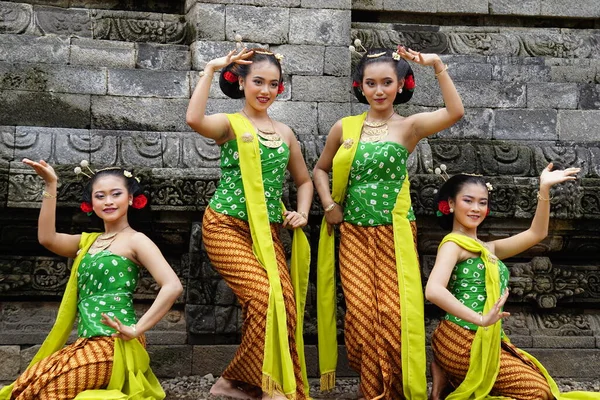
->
xmin=343 ymin=141 xmax=415 ymax=226
xmin=77 ymin=250 xmax=139 ymax=338
xmin=445 ymin=256 xmax=510 ymax=331
xmin=209 ymin=139 xmax=290 ymax=223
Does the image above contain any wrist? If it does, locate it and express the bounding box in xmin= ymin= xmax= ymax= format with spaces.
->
xmin=324 ymin=202 xmax=337 ymax=213
xmin=203 ymin=64 xmax=217 ymax=74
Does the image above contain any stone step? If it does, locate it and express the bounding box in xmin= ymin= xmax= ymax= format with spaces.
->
xmin=0 ymin=2 xmax=188 ymax=44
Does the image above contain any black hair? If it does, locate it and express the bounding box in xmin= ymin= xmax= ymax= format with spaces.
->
xmin=219 ymin=48 xmax=283 ymax=99
xmin=81 ymin=168 xmax=143 ymax=204
xmin=434 ymin=174 xmax=489 ymax=230
xmin=352 ymin=48 xmax=415 ymax=105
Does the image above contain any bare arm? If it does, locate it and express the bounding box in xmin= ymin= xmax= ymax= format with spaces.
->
xmin=425 ymin=241 xmax=509 ymax=327
xmin=102 ymin=233 xmax=183 ymax=340
xmin=492 ymin=163 xmax=580 ymax=260
xmin=396 ymin=48 xmax=464 ymax=149
xmin=312 ymin=120 xmax=344 ymax=235
xmin=283 ymin=128 xmax=313 ymax=229
xmin=186 ymin=49 xmax=253 ymax=144
xmin=22 ymin=158 xmax=81 ymax=258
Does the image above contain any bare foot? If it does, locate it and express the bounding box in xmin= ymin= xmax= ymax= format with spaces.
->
xmin=210 ymin=377 xmax=256 ymax=400
xmin=430 ymin=359 xmax=450 ymax=400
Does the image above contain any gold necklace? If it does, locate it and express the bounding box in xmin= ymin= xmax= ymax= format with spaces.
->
xmin=89 ymin=225 xmax=130 ymax=255
xmin=241 ymin=110 xmax=283 ymax=148
xmin=361 ymin=111 xmax=395 ymax=142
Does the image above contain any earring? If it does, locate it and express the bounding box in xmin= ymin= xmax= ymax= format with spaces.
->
xmin=398 ymin=88 xmax=403 ymax=94
xmin=239 ymin=85 xmax=243 ymax=91
xmin=129 ymin=201 xmax=132 ymax=206
xmin=449 ymin=207 xmax=454 ymax=213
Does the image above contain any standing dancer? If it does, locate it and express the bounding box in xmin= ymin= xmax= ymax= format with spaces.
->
xmin=426 ymin=165 xmax=600 ymax=399
xmin=1 ymin=159 xmax=183 ymax=400
xmin=186 ymin=46 xmax=312 ymax=400
xmin=313 ymin=45 xmax=464 ymax=399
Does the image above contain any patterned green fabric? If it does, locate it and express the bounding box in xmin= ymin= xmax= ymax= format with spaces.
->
xmin=77 ymin=250 xmax=139 ymax=338
xmin=344 ymin=141 xmax=415 ymax=226
xmin=445 ymin=256 xmax=509 ymax=331
xmin=209 ymin=139 xmax=290 ymax=223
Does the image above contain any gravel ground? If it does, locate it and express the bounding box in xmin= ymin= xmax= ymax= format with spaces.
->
xmin=161 ymin=375 xmax=600 ymax=399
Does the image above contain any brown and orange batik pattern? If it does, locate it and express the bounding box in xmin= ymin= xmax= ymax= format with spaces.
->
xmin=338 ymin=221 xmax=419 ymax=400
xmin=432 ymin=320 xmax=553 ymax=400
xmin=201 ymin=207 xmax=307 ymax=399
xmin=11 ymin=336 xmax=115 ymax=400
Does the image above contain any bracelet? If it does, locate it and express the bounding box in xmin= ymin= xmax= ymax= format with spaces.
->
xmin=434 ymin=64 xmax=449 ymax=79
xmin=299 ymin=211 xmax=307 ymax=219
xmin=324 ymin=203 xmax=337 ymax=213
xmin=537 ymin=190 xmax=553 ymax=202
xmin=42 ymin=190 xmax=57 ymax=199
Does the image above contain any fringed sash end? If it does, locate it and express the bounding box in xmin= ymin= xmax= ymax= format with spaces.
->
xmin=320 ymin=371 xmax=336 ymax=392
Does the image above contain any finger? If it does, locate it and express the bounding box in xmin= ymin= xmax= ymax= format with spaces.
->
xmin=327 ymin=223 xmax=332 ymax=236
xmin=546 ymin=162 xmax=553 ymax=171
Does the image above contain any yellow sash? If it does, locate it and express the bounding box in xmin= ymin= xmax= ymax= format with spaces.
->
xmin=441 ymin=233 xmax=600 ymax=400
xmin=316 ymin=113 xmax=427 ymax=398
xmin=0 ymin=233 xmax=165 ymax=400
xmin=227 ymin=113 xmax=310 ymax=398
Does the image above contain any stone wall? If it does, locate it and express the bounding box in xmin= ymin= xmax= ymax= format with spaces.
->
xmin=1 ymin=0 xmax=600 ymax=383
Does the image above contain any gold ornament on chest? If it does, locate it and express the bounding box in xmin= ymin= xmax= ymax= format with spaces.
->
xmin=361 ymin=112 xmax=395 ymax=143
xmin=242 ymin=110 xmax=283 ymax=148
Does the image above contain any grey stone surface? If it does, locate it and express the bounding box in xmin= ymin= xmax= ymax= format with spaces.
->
xmin=436 ymin=0 xmax=488 ymax=14
xmin=292 ymin=76 xmax=352 ymax=102
xmin=435 ymin=108 xmax=494 ymax=139
xmin=225 ymin=6 xmax=289 ymax=45
xmin=532 ymin=336 xmax=596 ymax=348
xmin=148 ymin=345 xmax=193 ymax=377
xmin=270 ymin=45 xmax=325 ymax=76
xmin=20 ymin=344 xmax=41 ymax=373
xmin=301 ymin=0 xmax=352 ymax=8
xmin=0 ymin=34 xmax=69 ymax=64
xmin=191 ymin=345 xmax=236 ymax=376
xmin=578 ymin=83 xmax=600 ymax=110
xmin=0 ymin=62 xmax=107 ymax=95
xmin=324 ymin=46 xmax=351 ymax=77
xmin=91 ymin=96 xmax=190 ymax=132
xmin=0 ymin=90 xmax=90 ymax=128
xmin=14 ymin=126 xmax=90 ymax=164
xmin=540 ymin=0 xmax=600 ymax=18
xmin=447 ymin=63 xmax=492 ymax=81
xmin=186 ymin=2 xmax=225 ymax=41
xmin=317 ymin=102 xmax=351 ymax=136
xmin=34 ymin=5 xmax=92 ymax=37
xmin=352 ymin=0 xmax=384 ymax=9
xmin=70 ymin=38 xmax=136 ymax=69
xmin=0 ymin=2 xmax=34 ymax=35
xmin=89 ymin=130 xmax=164 ymax=167
xmin=558 ymin=110 xmax=600 ymax=142
xmin=454 ymin=81 xmax=527 ymax=108
xmin=492 ymin=64 xmax=551 ymax=83
xmin=494 ymin=109 xmax=557 ymax=140
xmin=289 ymin=8 xmax=350 ymax=46
xmin=269 ymin=101 xmax=318 ymax=136
xmin=136 ymin=43 xmax=191 ymax=71
xmin=0 ymin=346 xmax=20 ymax=380
xmin=489 ymin=0 xmax=541 ymax=15
xmin=108 ymin=69 xmax=189 ymax=98
xmin=0 ymin=126 xmax=15 ymax=162
xmin=550 ymin=66 xmax=597 ymax=84
xmin=383 ymin=0 xmax=436 ymax=12
xmin=525 ymin=349 xmax=600 ymax=378
xmin=527 ymin=83 xmax=578 ymax=109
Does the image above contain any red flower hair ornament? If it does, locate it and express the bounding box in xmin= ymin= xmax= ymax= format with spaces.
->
xmin=131 ymin=194 xmax=148 ymax=209
xmin=436 ymin=200 xmax=451 ymax=217
xmin=278 ymin=82 xmax=285 ymax=94
xmin=404 ymin=74 xmax=416 ymax=91
xmin=223 ymin=71 xmax=238 ymax=83
xmin=80 ymin=202 xmax=93 ymax=215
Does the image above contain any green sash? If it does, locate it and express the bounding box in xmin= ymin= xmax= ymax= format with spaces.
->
xmin=316 ymin=112 xmax=427 ymax=398
xmin=227 ymin=113 xmax=310 ymax=398
xmin=0 ymin=233 xmax=165 ymax=400
xmin=441 ymin=233 xmax=600 ymax=400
